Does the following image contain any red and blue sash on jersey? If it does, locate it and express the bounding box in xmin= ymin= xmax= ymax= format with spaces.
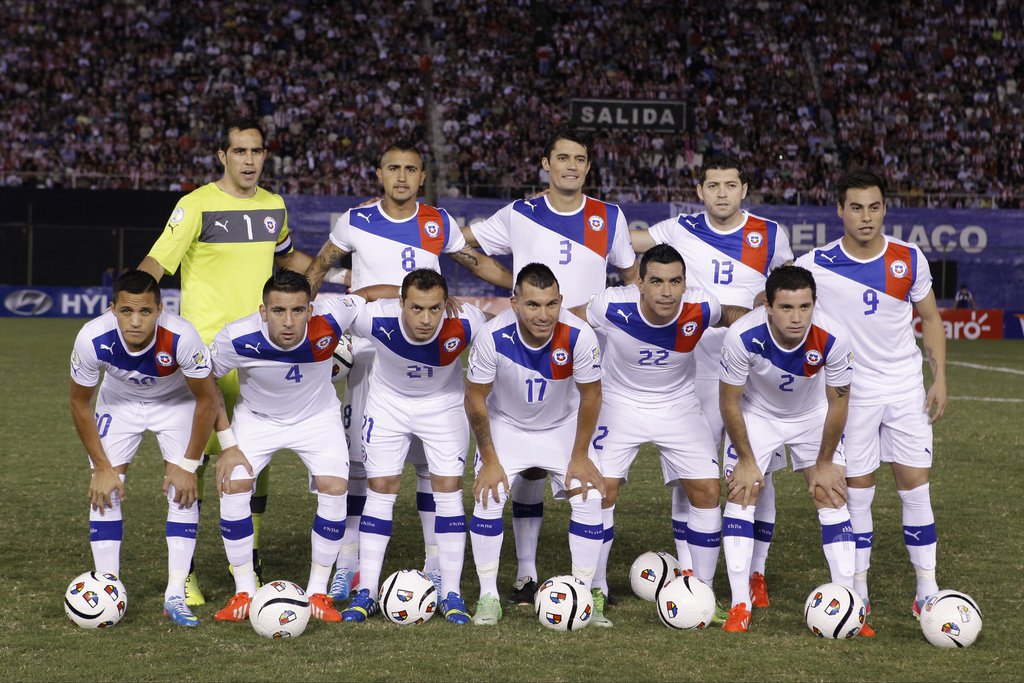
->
xmin=493 ymin=321 xmax=580 ymax=380
xmin=679 ymin=214 xmax=777 ymax=276
xmin=814 ymin=241 xmax=916 ymax=302
xmin=232 ymin=317 xmax=338 ymax=363
xmin=354 ymin=203 xmax=451 ymax=255
xmin=370 ymin=316 xmax=471 ymax=366
xmin=511 ymin=196 xmax=618 ymax=258
xmin=605 ymin=301 xmax=711 ymax=353
xmin=94 ymin=326 xmax=181 ymax=376
xmin=740 ymin=322 xmax=836 ymax=376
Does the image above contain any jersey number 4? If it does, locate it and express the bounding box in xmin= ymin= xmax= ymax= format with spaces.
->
xmin=285 ymin=365 xmax=303 ymax=383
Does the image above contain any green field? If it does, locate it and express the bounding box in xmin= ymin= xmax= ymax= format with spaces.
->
xmin=1 ymin=319 xmax=1022 ymax=682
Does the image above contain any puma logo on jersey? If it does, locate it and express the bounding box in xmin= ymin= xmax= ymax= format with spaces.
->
xmin=751 ymin=338 xmax=766 ymax=351
xmin=379 ymin=327 xmax=395 ymax=340
xmin=99 ymin=342 xmax=116 ymax=354
xmin=616 ymin=308 xmax=633 ymax=323
xmin=356 ymin=211 xmax=372 ymax=222
xmin=684 ymin=217 xmax=699 ymax=229
xmin=820 ymin=253 xmax=837 ymax=263
xmin=903 ymin=529 xmax=923 ymax=542
xmin=215 ymin=220 xmax=229 ymax=232
xmin=523 ymin=200 xmax=536 ymax=211
xmin=244 ymin=342 xmax=261 ymax=354
xmin=501 ymin=332 xmax=516 ymax=344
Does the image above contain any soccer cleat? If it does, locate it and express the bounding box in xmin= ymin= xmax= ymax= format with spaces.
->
xmin=509 ymin=576 xmax=538 ymax=605
xmin=912 ymin=595 xmax=930 ymax=619
xmin=309 ymin=593 xmax=343 ymax=622
xmin=214 ymin=592 xmax=251 ymax=622
xmin=341 ymin=588 xmax=378 ymax=623
xmin=859 ymin=622 xmax=876 ymax=637
xmin=712 ymin=600 xmax=730 ymax=625
xmin=722 ymin=604 xmax=752 ymax=633
xmin=750 ymin=572 xmax=770 ymax=608
xmin=439 ymin=592 xmax=472 ymax=625
xmin=590 ymin=588 xmax=613 ymax=628
xmin=163 ymin=595 xmax=199 ymax=627
xmin=473 ymin=593 xmax=503 ymax=626
xmin=426 ymin=568 xmax=443 ymax=598
xmin=328 ymin=567 xmax=356 ymax=602
xmin=184 ymin=571 xmax=206 ymax=607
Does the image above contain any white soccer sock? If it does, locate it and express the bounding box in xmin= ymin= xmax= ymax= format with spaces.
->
xmin=415 ymin=469 xmax=439 ymax=574
xmin=89 ymin=473 xmax=125 ymax=575
xmin=432 ymin=490 xmax=466 ymax=597
xmin=308 ymin=493 xmax=346 ymax=595
xmin=818 ymin=505 xmax=855 ymax=589
xmin=567 ymin=491 xmax=604 ymax=587
xmin=751 ymin=471 xmax=777 ymax=575
xmin=670 ymin=485 xmax=693 ymax=571
xmin=511 ymin=476 xmax=545 ymax=581
xmin=219 ymin=491 xmax=257 ymax=595
xmin=723 ymin=502 xmax=755 ymax=609
xmin=165 ymin=490 xmax=199 ymax=601
xmin=846 ymin=485 xmax=875 ymax=601
xmin=687 ymin=504 xmax=722 ymax=588
xmin=358 ymin=490 xmax=397 ymax=598
xmin=469 ymin=490 xmax=507 ymax=599
xmin=898 ymin=483 xmax=939 ymax=598
xmin=336 ymin=478 xmax=365 ymax=573
xmin=593 ymin=505 xmax=615 ymax=595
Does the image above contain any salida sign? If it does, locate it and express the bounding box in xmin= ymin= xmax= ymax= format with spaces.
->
xmin=570 ymin=99 xmax=685 ymax=132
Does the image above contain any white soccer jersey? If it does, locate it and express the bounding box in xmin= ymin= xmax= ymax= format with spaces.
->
xmin=585 ymin=285 xmax=721 ymax=405
xmin=648 ymin=210 xmax=793 ymax=378
xmin=719 ymin=307 xmax=854 ymax=420
xmin=210 ymin=295 xmax=365 ymax=423
xmin=470 ymin=195 xmax=635 ymax=307
xmin=71 ymin=310 xmax=210 ymax=401
xmin=795 ymin=236 xmax=932 ymax=405
xmin=467 ymin=307 xmax=602 ymax=430
xmin=329 ymin=201 xmax=466 ymax=289
xmin=350 ymin=298 xmax=486 ymax=399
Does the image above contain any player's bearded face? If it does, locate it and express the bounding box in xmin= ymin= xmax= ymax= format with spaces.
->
xmin=638 ymin=261 xmax=686 ymax=322
xmin=218 ymin=128 xmax=266 ymax=196
xmin=111 ymin=291 xmax=162 ymax=351
xmin=512 ymin=282 xmax=562 ymax=344
xmin=697 ymin=169 xmax=747 ymax=226
xmin=765 ymin=288 xmax=815 ymax=347
xmin=260 ymin=291 xmax=312 ymax=348
xmin=401 ymin=286 xmax=446 ymax=341
xmin=542 ymin=140 xmax=590 ymax=194
xmin=837 ymin=186 xmax=886 ymax=248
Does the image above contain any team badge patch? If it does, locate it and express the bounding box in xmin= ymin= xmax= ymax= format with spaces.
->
xmin=170 ymin=207 xmax=185 ymax=223
xmin=746 ymin=231 xmax=764 ymax=248
xmin=71 ymin=350 xmax=81 ymax=372
xmin=551 ymin=347 xmax=570 ymax=366
xmin=890 ymin=260 xmax=908 ymax=278
xmin=682 ymin=321 xmax=699 ymax=336
xmin=805 ymin=349 xmax=823 ymax=366
xmin=279 ymin=610 xmax=297 ymax=625
xmin=665 ymin=601 xmax=678 ymax=618
xmin=546 ymin=612 xmax=562 ymax=625
xmin=315 ymin=336 xmax=333 ymax=350
xmin=191 ymin=350 xmax=206 ymax=367
xmin=588 ymin=215 xmax=604 ymax=231
xmin=423 ymin=220 xmax=441 ymax=238
xmin=548 ymin=591 xmax=567 ymax=604
xmin=156 ymin=351 xmax=174 ymax=367
xmin=397 ymin=589 xmax=414 ymax=603
xmin=825 ymin=598 xmax=841 ymax=616
xmin=443 ymin=337 xmax=461 ymax=352
xmin=264 ymin=216 xmax=277 ymax=233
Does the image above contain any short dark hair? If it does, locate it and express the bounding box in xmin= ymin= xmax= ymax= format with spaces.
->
xmin=262 ymin=269 xmax=311 ymax=303
xmin=113 ymin=269 xmax=161 ymax=303
xmin=765 ymin=265 xmax=816 ymax=305
xmin=699 ymin=154 xmax=746 ymax=185
xmin=542 ymin=124 xmax=592 ymax=161
xmin=514 ymin=262 xmax=559 ymax=295
xmin=835 ymin=170 xmax=887 ymax=206
xmin=401 ymin=268 xmax=448 ymax=300
xmin=220 ymin=118 xmax=266 ymax=152
xmin=640 ymin=244 xmax=686 ymax=280
xmin=380 ymin=139 xmax=423 ymax=167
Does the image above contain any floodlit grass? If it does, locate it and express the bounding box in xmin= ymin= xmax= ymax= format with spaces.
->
xmin=1 ymin=321 xmax=1021 ymax=681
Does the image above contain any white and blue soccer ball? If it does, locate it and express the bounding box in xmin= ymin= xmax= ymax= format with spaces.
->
xmin=630 ymin=551 xmax=683 ymax=601
xmin=63 ymin=571 xmax=128 ymax=629
xmin=804 ymin=583 xmax=865 ymax=639
xmin=656 ymin=574 xmax=716 ymax=629
xmin=919 ymin=589 xmax=983 ymax=648
xmin=331 ymin=334 xmax=354 ymax=384
xmin=534 ymin=575 xmax=593 ymax=632
xmin=250 ymin=580 xmax=310 ymax=638
xmin=380 ymin=569 xmax=437 ymax=625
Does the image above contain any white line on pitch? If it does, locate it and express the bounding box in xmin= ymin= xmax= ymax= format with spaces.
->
xmin=948 ymin=360 xmax=1024 ymax=376
xmin=949 ymin=396 xmax=1024 ymax=403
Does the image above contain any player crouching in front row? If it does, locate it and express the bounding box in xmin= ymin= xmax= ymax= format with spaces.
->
xmin=210 ymin=270 xmax=391 ymax=623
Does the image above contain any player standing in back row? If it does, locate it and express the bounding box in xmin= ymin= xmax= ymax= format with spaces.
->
xmin=796 ymin=170 xmax=947 ymax=630
xmin=461 ymin=125 xmax=637 ymax=604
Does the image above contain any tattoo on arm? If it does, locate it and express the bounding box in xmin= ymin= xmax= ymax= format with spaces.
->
xmin=834 ymin=384 xmax=850 ymax=398
xmin=450 ymin=249 xmax=480 ymax=269
xmin=924 ymin=345 xmax=938 ymax=375
xmin=469 ymin=413 xmax=492 ymax=449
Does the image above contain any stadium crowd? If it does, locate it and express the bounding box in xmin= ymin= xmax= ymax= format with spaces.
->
xmin=1 ymin=0 xmax=1021 ymax=207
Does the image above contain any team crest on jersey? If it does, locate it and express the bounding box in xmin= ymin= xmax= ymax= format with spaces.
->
xmin=890 ymin=260 xmax=908 ymax=278
xmin=805 ymin=349 xmax=823 ymax=366
xmin=746 ymin=231 xmax=764 ymax=248
xmin=170 ymin=207 xmax=185 ymax=223
xmin=552 ymin=347 xmax=570 ymax=366
xmin=443 ymin=337 xmax=462 ymax=352
xmin=423 ymin=220 xmax=441 ymax=238
xmin=315 ymin=335 xmax=333 ymax=350
xmin=587 ymin=215 xmax=605 ymax=231
xmin=191 ymin=350 xmax=206 ymax=367
xmin=71 ymin=350 xmax=82 ymax=372
xmin=682 ymin=321 xmax=699 ymax=336
xmin=264 ymin=216 xmax=277 ymax=233
xmin=156 ymin=351 xmax=174 ymax=367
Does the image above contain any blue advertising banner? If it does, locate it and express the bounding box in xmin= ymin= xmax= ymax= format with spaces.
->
xmin=0 ymin=286 xmax=180 ymax=318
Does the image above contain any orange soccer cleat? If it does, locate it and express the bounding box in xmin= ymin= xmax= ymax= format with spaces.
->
xmin=214 ymin=592 xmax=252 ymax=622
xmin=750 ymin=572 xmax=770 ymax=608
xmin=309 ymin=593 xmax=343 ymax=622
xmin=722 ymin=604 xmax=752 ymax=633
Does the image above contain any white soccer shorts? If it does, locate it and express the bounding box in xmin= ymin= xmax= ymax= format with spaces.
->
xmin=843 ymin=388 xmax=933 ymax=478
xmin=723 ymin=408 xmax=846 ymax=475
xmin=361 ymin=391 xmax=469 ymax=479
xmin=694 ymin=376 xmax=725 ymax=451
xmin=91 ymin=394 xmax=196 ymax=469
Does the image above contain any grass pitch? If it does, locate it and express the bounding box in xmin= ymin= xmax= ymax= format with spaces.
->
xmin=0 ymin=319 xmax=1021 ymax=682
